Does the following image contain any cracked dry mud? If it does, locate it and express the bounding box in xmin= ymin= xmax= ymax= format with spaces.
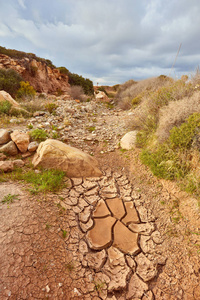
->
xmin=0 ymin=102 xmax=200 ymax=299
xmin=1 ymin=172 xmax=162 ymax=300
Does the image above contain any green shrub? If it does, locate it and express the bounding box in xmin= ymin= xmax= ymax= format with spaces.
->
xmin=58 ymin=66 xmax=94 ymax=95
xmin=169 ymin=113 xmax=200 ymax=149
xmin=29 ymin=128 xmax=48 ymax=142
xmin=0 ymin=100 xmax=12 ymax=115
xmin=140 ymin=144 xmax=189 ymax=180
xmin=0 ymin=68 xmax=23 ymax=97
xmin=23 ymin=169 xmax=65 ymax=194
xmin=45 ymin=102 xmax=58 ymax=113
xmin=16 ymin=81 xmax=36 ymax=100
xmin=8 ymin=167 xmax=66 ymax=194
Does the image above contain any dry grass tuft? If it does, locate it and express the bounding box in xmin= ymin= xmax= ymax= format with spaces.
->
xmin=115 ymin=76 xmax=173 ymax=110
xmin=69 ymin=86 xmax=86 ymax=102
xmin=157 ymin=91 xmax=200 ymax=142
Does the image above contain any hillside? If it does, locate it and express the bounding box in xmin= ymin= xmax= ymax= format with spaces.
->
xmin=0 ymin=46 xmax=94 ymax=96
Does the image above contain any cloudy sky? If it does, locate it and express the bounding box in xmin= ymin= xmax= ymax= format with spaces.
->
xmin=0 ymin=0 xmax=200 ymax=85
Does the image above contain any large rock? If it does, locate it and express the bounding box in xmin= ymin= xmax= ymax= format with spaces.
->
xmin=95 ymin=91 xmax=110 ymax=103
xmin=0 ymin=90 xmax=20 ymax=107
xmin=0 ymin=129 xmax=11 ymax=145
xmin=32 ymin=139 xmax=102 ymax=178
xmin=120 ymin=131 xmax=137 ymax=150
xmin=10 ymin=130 xmax=30 ymax=153
xmin=0 ymin=141 xmax=18 ymax=156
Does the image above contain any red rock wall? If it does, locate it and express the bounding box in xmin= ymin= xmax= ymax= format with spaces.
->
xmin=0 ymin=54 xmax=70 ymax=94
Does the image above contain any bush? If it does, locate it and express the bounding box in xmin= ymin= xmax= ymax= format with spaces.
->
xmin=0 ymin=100 xmax=12 ymax=115
xmin=16 ymin=81 xmax=36 ymax=100
xmin=140 ymin=143 xmax=189 ymax=180
xmin=29 ymin=128 xmax=48 ymax=142
xmin=156 ymin=92 xmax=200 ymax=142
xmin=45 ymin=102 xmax=58 ymax=114
xmin=69 ymin=86 xmax=86 ymax=101
xmin=115 ymin=77 xmax=173 ymax=110
xmin=169 ymin=113 xmax=200 ymax=149
xmin=0 ymin=68 xmax=23 ymax=97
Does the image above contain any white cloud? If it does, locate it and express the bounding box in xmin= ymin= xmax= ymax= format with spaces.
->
xmin=18 ymin=0 xmax=26 ymax=9
xmin=0 ymin=0 xmax=200 ymax=85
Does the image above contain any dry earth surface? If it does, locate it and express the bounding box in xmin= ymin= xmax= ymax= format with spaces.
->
xmin=0 ymin=99 xmax=200 ymax=299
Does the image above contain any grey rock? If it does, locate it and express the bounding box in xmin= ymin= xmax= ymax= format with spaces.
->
xmin=0 ymin=141 xmax=18 ymax=156
xmin=0 ymin=129 xmax=11 ymax=145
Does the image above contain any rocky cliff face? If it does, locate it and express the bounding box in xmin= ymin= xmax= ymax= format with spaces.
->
xmin=0 ymin=54 xmax=70 ymax=94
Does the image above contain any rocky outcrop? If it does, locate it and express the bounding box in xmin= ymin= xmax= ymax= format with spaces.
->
xmin=95 ymin=91 xmax=110 ymax=103
xmin=32 ymin=139 xmax=102 ymax=178
xmin=0 ymin=54 xmax=70 ymax=94
xmin=0 ymin=129 xmax=37 ymax=156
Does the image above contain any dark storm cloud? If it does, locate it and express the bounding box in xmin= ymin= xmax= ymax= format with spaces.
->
xmin=0 ymin=0 xmax=200 ymax=85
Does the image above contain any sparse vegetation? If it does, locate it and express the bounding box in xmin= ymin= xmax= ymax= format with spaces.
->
xmin=45 ymin=102 xmax=58 ymax=114
xmin=1 ymin=193 xmax=19 ymax=204
xmin=0 ymin=45 xmax=56 ymax=68
xmin=2 ymin=167 xmax=66 ymax=194
xmin=69 ymin=85 xmax=86 ymax=101
xmin=120 ymin=71 xmax=200 ymax=201
xmin=0 ymin=68 xmax=23 ymax=97
xmin=16 ymin=81 xmax=36 ymax=100
xmin=29 ymin=128 xmax=48 ymax=142
xmin=0 ymin=100 xmax=12 ymax=115
xmin=58 ymin=66 xmax=94 ymax=95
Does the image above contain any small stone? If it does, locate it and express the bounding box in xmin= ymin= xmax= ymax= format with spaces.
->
xmin=22 ymin=151 xmax=32 ymax=158
xmin=28 ymin=141 xmax=39 ymax=152
xmin=45 ymin=285 xmax=50 ymax=293
xmin=87 ymin=216 xmax=116 ymax=250
xmin=13 ymin=159 xmax=25 ymax=168
xmin=0 ymin=161 xmax=14 ymax=172
xmin=106 ymin=198 xmax=126 ymax=219
xmin=71 ymin=178 xmax=83 ymax=186
xmin=74 ymin=288 xmax=82 ymax=296
xmin=120 ymin=131 xmax=137 ymax=150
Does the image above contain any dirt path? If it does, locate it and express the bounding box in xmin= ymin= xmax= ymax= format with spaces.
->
xmin=0 ymin=103 xmax=200 ymax=299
